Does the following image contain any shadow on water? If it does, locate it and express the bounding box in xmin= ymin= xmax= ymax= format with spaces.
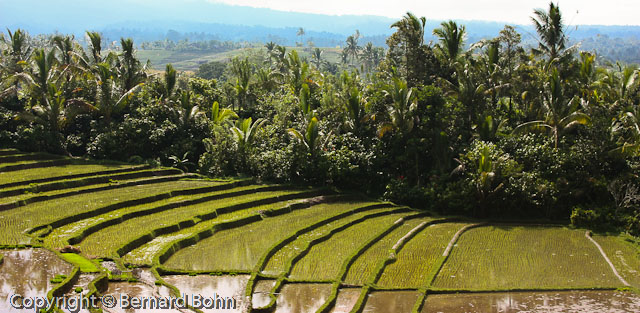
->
xmin=330 ymin=288 xmax=362 ymax=313
xmin=0 ymin=249 xmax=73 ymax=312
xmin=422 ymin=290 xmax=640 ymax=313
xmin=274 ymin=283 xmax=332 ymax=313
xmin=362 ymin=291 xmax=421 ymax=313
xmin=163 ymin=275 xmax=249 ymax=313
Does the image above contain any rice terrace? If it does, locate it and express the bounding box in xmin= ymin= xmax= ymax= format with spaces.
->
xmin=0 ymin=150 xmax=638 ymax=312
xmin=2 ymin=0 xmax=640 ymax=312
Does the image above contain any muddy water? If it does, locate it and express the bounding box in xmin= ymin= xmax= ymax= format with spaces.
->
xmin=163 ymin=275 xmax=249 ymax=312
xmin=0 ymin=249 xmax=74 ymax=312
xmin=362 ymin=291 xmax=421 ymax=313
xmin=252 ymin=279 xmax=276 ymax=308
xmin=274 ymin=283 xmax=332 ymax=313
xmin=330 ymin=288 xmax=362 ymax=313
xmin=422 ymin=290 xmax=640 ymax=313
xmin=103 ymin=282 xmax=182 ymax=313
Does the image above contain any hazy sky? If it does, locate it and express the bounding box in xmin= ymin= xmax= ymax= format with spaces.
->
xmin=208 ymin=0 xmax=639 ymax=26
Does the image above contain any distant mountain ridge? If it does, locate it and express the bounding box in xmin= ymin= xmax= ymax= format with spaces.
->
xmin=2 ymin=0 xmax=640 ymax=63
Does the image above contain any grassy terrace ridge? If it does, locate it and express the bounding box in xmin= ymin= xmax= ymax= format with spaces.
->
xmin=41 ymin=183 xmax=261 ymax=249
xmin=593 ymin=234 xmax=640 ymax=288
xmin=0 ymin=172 xmax=190 ymax=212
xmin=343 ymin=218 xmax=429 ymax=286
xmin=0 ymin=167 xmax=181 ymax=198
xmin=262 ymin=207 xmax=404 ymax=277
xmin=77 ymin=188 xmax=310 ymax=258
xmin=0 ymin=179 xmax=219 ymax=245
xmin=433 ymin=225 xmax=623 ymax=290
xmin=0 ymin=163 xmax=148 ymax=189
xmin=0 ymin=152 xmax=64 ymax=164
xmin=164 ymin=200 xmax=388 ymax=272
xmin=377 ymin=222 xmax=468 ymax=289
xmin=122 ymin=196 xmax=324 ymax=265
xmin=0 ymin=158 xmax=73 ymax=172
xmin=288 ymin=212 xmax=412 ymax=281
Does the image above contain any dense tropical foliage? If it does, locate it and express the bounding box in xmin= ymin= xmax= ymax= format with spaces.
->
xmin=1 ymin=2 xmax=639 ymax=234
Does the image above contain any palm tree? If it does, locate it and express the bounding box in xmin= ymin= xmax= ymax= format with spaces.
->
xmin=513 ymin=68 xmax=590 ymax=148
xmin=531 ymin=2 xmax=567 ymax=62
xmin=86 ymin=31 xmax=103 ymax=64
xmin=264 ymin=41 xmax=277 ymax=65
xmin=344 ymin=86 xmax=367 ymax=132
xmin=163 ymin=63 xmax=177 ymax=100
xmin=610 ymin=105 xmax=640 ymax=156
xmin=0 ymin=29 xmax=32 ymax=99
xmin=87 ymin=62 xmax=143 ymax=124
xmin=231 ymin=57 xmax=252 ymax=110
xmin=344 ymin=35 xmax=360 ymax=65
xmin=377 ymin=78 xmax=417 ymax=137
xmin=296 ymin=27 xmax=305 ymax=47
xmin=388 ymin=12 xmax=427 ymax=86
xmin=311 ymin=48 xmax=324 ymax=69
xmin=117 ymin=38 xmax=147 ymax=91
xmin=433 ymin=20 xmax=466 ymax=64
xmin=176 ymin=90 xmax=205 ymax=130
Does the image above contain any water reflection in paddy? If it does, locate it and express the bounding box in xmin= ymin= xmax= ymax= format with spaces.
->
xmin=0 ymin=249 xmax=73 ymax=312
xmin=422 ymin=290 xmax=640 ymax=313
xmin=330 ymin=288 xmax=361 ymax=313
xmin=274 ymin=283 xmax=332 ymax=313
xmin=362 ymin=291 xmax=421 ymax=313
xmin=163 ymin=274 xmax=249 ymax=313
xmin=252 ymin=279 xmax=276 ymax=309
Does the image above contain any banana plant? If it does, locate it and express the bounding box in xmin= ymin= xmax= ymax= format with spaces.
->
xmin=288 ymin=116 xmax=331 ymax=158
xmin=229 ymin=117 xmax=266 ymax=151
xmin=210 ymin=101 xmax=238 ymax=126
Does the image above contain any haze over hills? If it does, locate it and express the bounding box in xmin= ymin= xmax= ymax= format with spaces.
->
xmin=2 ymin=0 xmax=640 ymax=64
xmin=3 ymin=0 xmax=640 ymax=44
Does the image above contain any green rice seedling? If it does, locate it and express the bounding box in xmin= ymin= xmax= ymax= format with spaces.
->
xmin=50 ymin=274 xmax=67 ymax=284
xmin=59 ymin=253 xmax=100 ymax=273
xmin=42 ymin=184 xmax=263 ymax=249
xmin=377 ymin=222 xmax=467 ymax=288
xmin=263 ymin=208 xmax=402 ymax=278
xmin=344 ymin=218 xmax=428 ymax=286
xmin=433 ymin=225 xmax=623 ymax=290
xmin=77 ymin=189 xmax=305 ymax=258
xmin=122 ymin=197 xmax=317 ymax=265
xmin=164 ymin=201 xmax=380 ymax=271
xmin=0 ymin=163 xmax=140 ymax=188
xmin=593 ymin=234 xmax=640 ymax=288
xmin=288 ymin=212 xmax=411 ymax=281
xmin=0 ymin=179 xmax=217 ymax=245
